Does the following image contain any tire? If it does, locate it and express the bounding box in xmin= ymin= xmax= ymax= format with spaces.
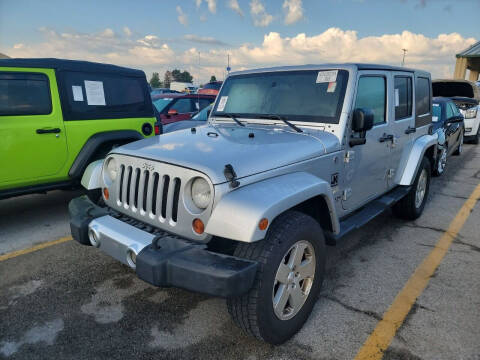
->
xmin=393 ymin=156 xmax=431 ymax=220
xmin=433 ymin=145 xmax=447 ymax=177
xmin=226 ymin=211 xmax=326 ymax=344
xmin=453 ymin=132 xmax=463 ymax=156
xmin=472 ymin=129 xmax=480 ymax=145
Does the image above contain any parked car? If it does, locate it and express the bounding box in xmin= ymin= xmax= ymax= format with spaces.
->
xmin=198 ymin=81 xmax=222 ymax=95
xmin=151 ymin=88 xmax=178 ymax=96
xmin=433 ymin=79 xmax=480 ymax=144
xmin=185 ymin=86 xmax=198 ymax=94
xmin=163 ymin=104 xmax=212 ymax=133
xmin=431 ymin=97 xmax=464 ymax=175
xmin=0 ymin=58 xmax=156 ymax=200
xmin=152 ymin=94 xmax=215 ymax=125
xmin=170 ymin=81 xmax=194 ymax=93
xmin=70 ymin=64 xmax=437 ymax=345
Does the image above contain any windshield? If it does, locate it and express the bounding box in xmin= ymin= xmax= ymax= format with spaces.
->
xmin=192 ymin=104 xmax=212 ymax=121
xmin=212 ymin=70 xmax=349 ymax=124
xmin=153 ymin=98 xmax=173 ymax=112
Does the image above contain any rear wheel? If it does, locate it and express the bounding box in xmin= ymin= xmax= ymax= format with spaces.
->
xmin=227 ymin=211 xmax=326 ymax=344
xmin=393 ymin=156 xmax=431 ymax=220
xmin=453 ymin=132 xmax=463 ymax=155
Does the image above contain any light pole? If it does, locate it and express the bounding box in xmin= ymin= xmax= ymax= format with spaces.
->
xmin=401 ymin=48 xmax=408 ymax=67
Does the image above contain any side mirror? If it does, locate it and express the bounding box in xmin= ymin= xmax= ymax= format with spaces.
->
xmin=352 ymin=108 xmax=374 ymax=132
xmin=350 ymin=108 xmax=374 ymax=147
xmin=168 ymin=109 xmax=178 ymax=116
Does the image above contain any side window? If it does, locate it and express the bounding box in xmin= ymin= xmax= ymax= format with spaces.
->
xmin=171 ymin=98 xmax=193 ymax=113
xmin=0 ymin=73 xmax=51 ymax=116
xmin=415 ymin=77 xmax=430 ymax=116
xmin=394 ymin=76 xmax=412 ymax=120
xmin=355 ymin=76 xmax=386 ymax=125
xmin=446 ymin=102 xmax=454 ymax=119
xmin=451 ymin=102 xmax=461 ymax=116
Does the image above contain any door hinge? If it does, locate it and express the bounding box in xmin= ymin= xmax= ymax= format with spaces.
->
xmin=344 ymin=151 xmax=355 ymax=163
xmin=387 ymin=169 xmax=395 ymax=179
xmin=342 ymin=188 xmax=352 ymax=201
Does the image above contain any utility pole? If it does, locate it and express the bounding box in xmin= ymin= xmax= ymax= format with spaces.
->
xmin=401 ymin=48 xmax=408 ymax=67
xmin=226 ymin=53 xmax=231 ymax=74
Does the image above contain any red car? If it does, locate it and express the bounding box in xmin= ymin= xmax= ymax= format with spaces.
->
xmin=152 ymin=94 xmax=215 ymax=127
xmin=198 ymin=81 xmax=223 ymax=96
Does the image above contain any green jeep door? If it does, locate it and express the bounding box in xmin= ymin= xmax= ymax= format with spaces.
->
xmin=0 ymin=69 xmax=67 ymax=186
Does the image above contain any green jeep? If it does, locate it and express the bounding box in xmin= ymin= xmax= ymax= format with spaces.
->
xmin=0 ymin=58 xmax=156 ymax=200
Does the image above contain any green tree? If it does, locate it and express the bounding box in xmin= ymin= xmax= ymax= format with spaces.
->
xmin=171 ymin=69 xmax=193 ymax=83
xmin=149 ymin=72 xmax=162 ymax=88
xmin=209 ymin=75 xmax=217 ymax=82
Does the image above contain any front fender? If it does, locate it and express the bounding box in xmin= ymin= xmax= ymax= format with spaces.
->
xmin=80 ymin=160 xmax=103 ymax=190
xmin=398 ymin=134 xmax=437 ymax=186
xmin=205 ymin=172 xmax=339 ymax=243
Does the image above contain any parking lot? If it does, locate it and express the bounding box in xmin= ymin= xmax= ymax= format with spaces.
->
xmin=0 ymin=143 xmax=479 ymax=360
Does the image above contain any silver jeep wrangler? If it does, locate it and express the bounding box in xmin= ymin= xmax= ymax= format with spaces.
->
xmin=70 ymin=64 xmax=437 ymax=344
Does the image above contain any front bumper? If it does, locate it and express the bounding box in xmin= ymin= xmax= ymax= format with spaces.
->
xmin=69 ymin=196 xmax=257 ymax=297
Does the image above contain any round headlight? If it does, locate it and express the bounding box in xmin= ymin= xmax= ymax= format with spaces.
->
xmin=191 ymin=177 xmax=211 ymax=209
xmin=105 ymin=157 xmax=118 ymax=182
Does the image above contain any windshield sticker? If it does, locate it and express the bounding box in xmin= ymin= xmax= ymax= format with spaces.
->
xmin=72 ymin=85 xmax=84 ymax=102
xmin=327 ymin=82 xmax=337 ymax=93
xmin=84 ymin=80 xmax=106 ymax=106
xmin=432 ymin=116 xmax=439 ymax=122
xmin=395 ymin=89 xmax=400 ymax=107
xmin=433 ymin=103 xmax=440 ymax=107
xmin=316 ymin=70 xmax=338 ymax=83
xmin=195 ymin=102 xmax=200 ymax=110
xmin=217 ymin=96 xmax=228 ymax=111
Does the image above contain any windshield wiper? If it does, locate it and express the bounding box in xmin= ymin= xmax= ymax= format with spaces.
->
xmin=258 ymin=114 xmax=303 ymax=133
xmin=214 ymin=113 xmax=245 ymax=127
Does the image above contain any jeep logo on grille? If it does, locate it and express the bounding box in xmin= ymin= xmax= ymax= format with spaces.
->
xmin=142 ymin=162 xmax=155 ymax=171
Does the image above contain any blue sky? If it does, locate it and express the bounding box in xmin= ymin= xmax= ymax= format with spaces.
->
xmin=1 ymin=0 xmax=479 ymax=83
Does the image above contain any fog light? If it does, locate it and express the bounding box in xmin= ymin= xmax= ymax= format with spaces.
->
xmin=103 ymin=187 xmax=109 ymax=200
xmin=126 ymin=249 xmax=137 ymax=269
xmin=88 ymin=228 xmax=100 ymax=247
xmin=192 ymin=218 xmax=205 ymax=234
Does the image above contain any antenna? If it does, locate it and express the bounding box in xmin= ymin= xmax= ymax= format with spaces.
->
xmin=401 ymin=48 xmax=408 ymax=67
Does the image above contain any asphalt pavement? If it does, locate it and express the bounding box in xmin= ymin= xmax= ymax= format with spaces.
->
xmin=0 ymin=144 xmax=479 ymax=360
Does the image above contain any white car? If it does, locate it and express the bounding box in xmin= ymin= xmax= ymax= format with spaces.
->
xmin=433 ymin=79 xmax=480 ymax=144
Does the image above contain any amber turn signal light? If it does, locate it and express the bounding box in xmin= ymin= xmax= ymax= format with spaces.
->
xmin=103 ymin=187 xmax=109 ymax=200
xmin=259 ymin=218 xmax=269 ymax=230
xmin=192 ymin=218 xmax=205 ymax=234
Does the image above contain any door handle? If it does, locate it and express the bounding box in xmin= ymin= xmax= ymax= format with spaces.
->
xmin=36 ymin=128 xmax=61 ymax=134
xmin=379 ymin=133 xmax=394 ymax=142
xmin=405 ymin=126 xmax=416 ymax=134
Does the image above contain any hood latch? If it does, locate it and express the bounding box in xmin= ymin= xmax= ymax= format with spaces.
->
xmin=224 ymin=164 xmax=240 ymax=188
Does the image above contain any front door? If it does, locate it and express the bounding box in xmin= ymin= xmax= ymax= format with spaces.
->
xmin=0 ymin=70 xmax=67 ymax=187
xmin=342 ymin=71 xmax=391 ymax=211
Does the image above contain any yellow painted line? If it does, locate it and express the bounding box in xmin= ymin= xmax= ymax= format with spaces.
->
xmin=355 ymin=182 xmax=480 ymax=360
xmin=0 ymin=236 xmax=72 ymax=262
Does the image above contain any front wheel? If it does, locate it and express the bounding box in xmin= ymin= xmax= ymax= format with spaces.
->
xmin=393 ymin=156 xmax=431 ymax=220
xmin=227 ymin=211 xmax=326 ymax=344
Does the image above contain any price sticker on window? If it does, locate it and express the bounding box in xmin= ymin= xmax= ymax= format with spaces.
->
xmin=316 ymin=70 xmax=338 ymax=83
xmin=217 ymin=96 xmax=228 ymax=111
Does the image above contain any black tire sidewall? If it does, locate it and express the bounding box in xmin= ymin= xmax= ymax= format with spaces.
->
xmin=254 ymin=214 xmax=326 ymax=344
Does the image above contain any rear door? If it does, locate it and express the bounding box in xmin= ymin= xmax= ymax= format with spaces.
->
xmin=0 ymin=69 xmax=67 ymax=187
xmin=388 ymin=72 xmax=415 ymax=189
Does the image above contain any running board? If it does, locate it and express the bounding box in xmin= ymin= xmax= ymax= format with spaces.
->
xmin=329 ymin=186 xmax=411 ymax=242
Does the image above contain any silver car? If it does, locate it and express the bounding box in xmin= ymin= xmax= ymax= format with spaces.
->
xmin=70 ymin=64 xmax=437 ymax=344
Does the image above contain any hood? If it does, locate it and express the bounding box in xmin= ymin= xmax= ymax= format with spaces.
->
xmin=113 ymin=124 xmax=340 ymax=184
xmin=432 ymin=79 xmax=480 ymax=100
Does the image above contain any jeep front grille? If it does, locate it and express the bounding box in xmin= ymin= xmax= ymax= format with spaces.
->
xmin=116 ymin=164 xmax=182 ymax=223
xmin=103 ymin=154 xmax=213 ymax=242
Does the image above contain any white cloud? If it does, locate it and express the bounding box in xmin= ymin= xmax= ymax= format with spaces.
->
xmin=228 ymin=0 xmax=244 ymax=16
xmin=195 ymin=0 xmax=217 ymax=13
xmin=176 ymin=6 xmax=188 ymax=26
xmin=123 ymin=27 xmax=132 ymax=37
xmin=283 ymin=0 xmax=304 ymax=25
xmin=250 ymin=0 xmax=273 ymax=27
xmin=1 ymin=27 xmax=476 ymax=83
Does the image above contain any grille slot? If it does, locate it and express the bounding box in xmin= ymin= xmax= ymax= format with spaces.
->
xmin=115 ymin=163 xmax=182 ymax=224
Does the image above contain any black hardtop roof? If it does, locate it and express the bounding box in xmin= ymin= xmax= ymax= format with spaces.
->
xmin=0 ymin=58 xmax=146 ymax=77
